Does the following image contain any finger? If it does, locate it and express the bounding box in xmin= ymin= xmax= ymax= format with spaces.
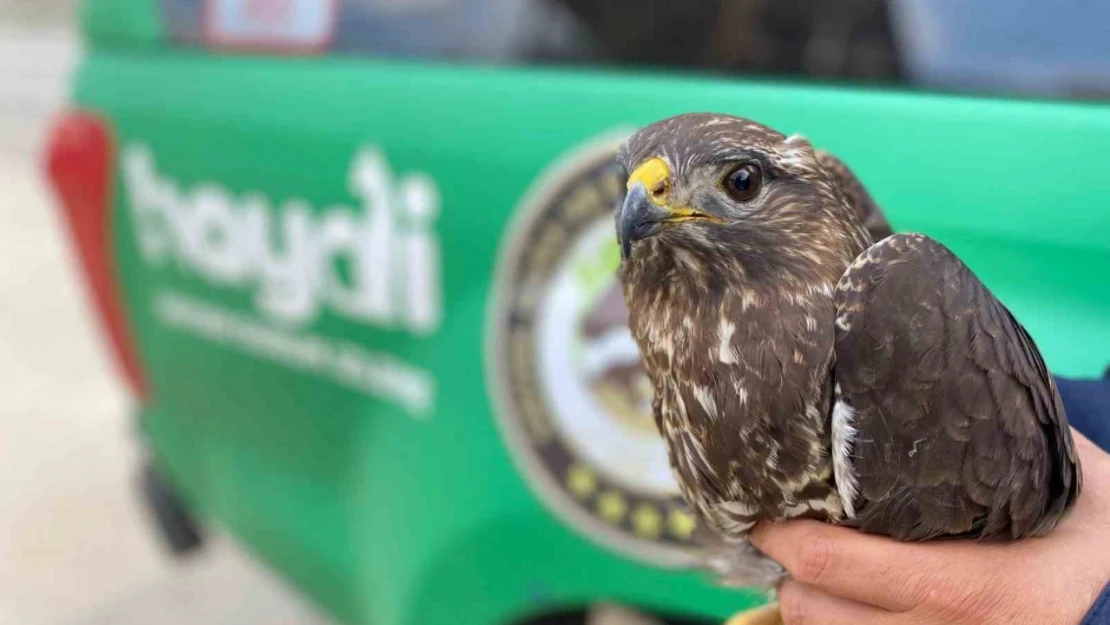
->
xmin=723 ymin=603 xmax=781 ymax=625
xmin=1072 ymin=428 xmax=1110 ymax=471
xmin=751 ymin=520 xmax=943 ymax=611
xmin=778 ymin=580 xmax=894 ymax=625
xmin=1068 ymin=428 xmax=1110 ymax=521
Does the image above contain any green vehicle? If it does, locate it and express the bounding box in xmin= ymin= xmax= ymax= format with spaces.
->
xmin=45 ymin=2 xmax=1110 ymax=624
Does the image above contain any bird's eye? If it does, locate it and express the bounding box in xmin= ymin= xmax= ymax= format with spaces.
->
xmin=724 ymin=163 xmax=762 ymax=202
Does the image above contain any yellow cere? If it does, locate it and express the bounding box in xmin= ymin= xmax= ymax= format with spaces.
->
xmin=627 ymin=157 xmax=671 ymax=196
xmin=626 ymin=157 xmax=723 ymax=224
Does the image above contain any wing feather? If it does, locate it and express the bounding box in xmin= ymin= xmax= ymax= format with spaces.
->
xmin=816 ymin=149 xmax=894 ymax=242
xmin=833 ymin=234 xmax=1080 ymax=541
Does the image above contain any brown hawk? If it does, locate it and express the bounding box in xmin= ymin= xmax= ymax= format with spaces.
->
xmin=614 ymin=113 xmax=1081 ymax=615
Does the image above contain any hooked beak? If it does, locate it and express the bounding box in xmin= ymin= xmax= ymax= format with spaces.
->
xmin=619 ymin=182 xmax=671 ymax=260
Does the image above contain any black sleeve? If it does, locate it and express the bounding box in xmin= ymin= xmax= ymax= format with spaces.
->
xmin=1055 ymin=372 xmax=1110 ymax=453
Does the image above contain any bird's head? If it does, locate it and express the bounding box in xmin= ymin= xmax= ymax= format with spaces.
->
xmin=616 ymin=113 xmax=863 ymax=284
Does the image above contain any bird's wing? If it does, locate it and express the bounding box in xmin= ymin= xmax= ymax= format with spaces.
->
xmin=816 ymin=149 xmax=894 ymax=242
xmin=832 ymin=233 xmax=1080 ymax=541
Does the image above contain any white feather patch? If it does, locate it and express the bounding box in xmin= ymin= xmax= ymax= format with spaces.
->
xmin=718 ymin=320 xmax=738 ymax=364
xmin=836 ymin=315 xmax=851 ymax=331
xmin=831 ymin=399 xmax=859 ymax=518
xmin=781 ymin=134 xmax=813 ymax=168
xmin=718 ymin=500 xmax=758 ymax=516
xmin=682 ymin=432 xmax=716 ymax=477
xmin=693 ymin=385 xmax=719 ymax=421
xmin=784 ymin=492 xmax=842 ymax=518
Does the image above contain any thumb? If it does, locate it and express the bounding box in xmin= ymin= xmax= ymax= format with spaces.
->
xmin=751 ymin=519 xmax=943 ymax=611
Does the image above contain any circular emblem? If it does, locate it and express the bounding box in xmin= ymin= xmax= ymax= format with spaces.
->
xmin=486 ymin=132 xmax=707 ymax=567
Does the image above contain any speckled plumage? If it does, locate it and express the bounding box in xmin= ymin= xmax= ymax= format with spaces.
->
xmin=615 ymin=113 xmax=1081 ymax=587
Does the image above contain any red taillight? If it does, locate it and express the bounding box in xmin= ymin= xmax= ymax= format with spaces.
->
xmin=45 ymin=111 xmax=149 ymax=400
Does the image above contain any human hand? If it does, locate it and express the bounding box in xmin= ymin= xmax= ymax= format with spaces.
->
xmin=749 ymin=430 xmax=1110 ymax=625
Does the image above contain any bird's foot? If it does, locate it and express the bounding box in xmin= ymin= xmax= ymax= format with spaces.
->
xmin=704 ymin=542 xmax=784 ymax=589
xmin=723 ymin=603 xmax=782 ymax=625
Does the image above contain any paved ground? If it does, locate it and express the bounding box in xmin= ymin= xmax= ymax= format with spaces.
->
xmin=0 ymin=10 xmax=331 ymax=625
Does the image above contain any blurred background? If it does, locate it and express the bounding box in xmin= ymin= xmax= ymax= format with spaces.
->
xmin=155 ymin=0 xmax=1110 ymax=98
xmin=2 ymin=1 xmax=1109 ymax=625
xmin=1 ymin=1 xmax=329 ymax=624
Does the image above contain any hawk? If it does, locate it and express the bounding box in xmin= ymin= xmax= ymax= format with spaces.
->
xmin=615 ymin=113 xmax=1081 ymax=619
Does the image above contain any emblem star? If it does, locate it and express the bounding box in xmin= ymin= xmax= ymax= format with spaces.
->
xmin=631 ymin=504 xmax=663 ymax=538
xmin=597 ymin=491 xmax=628 ymax=523
xmin=667 ymin=508 xmax=696 ymax=540
xmin=566 ymin=464 xmax=597 ymax=499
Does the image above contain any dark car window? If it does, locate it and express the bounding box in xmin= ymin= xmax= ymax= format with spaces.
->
xmin=166 ymin=0 xmax=1110 ymax=101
